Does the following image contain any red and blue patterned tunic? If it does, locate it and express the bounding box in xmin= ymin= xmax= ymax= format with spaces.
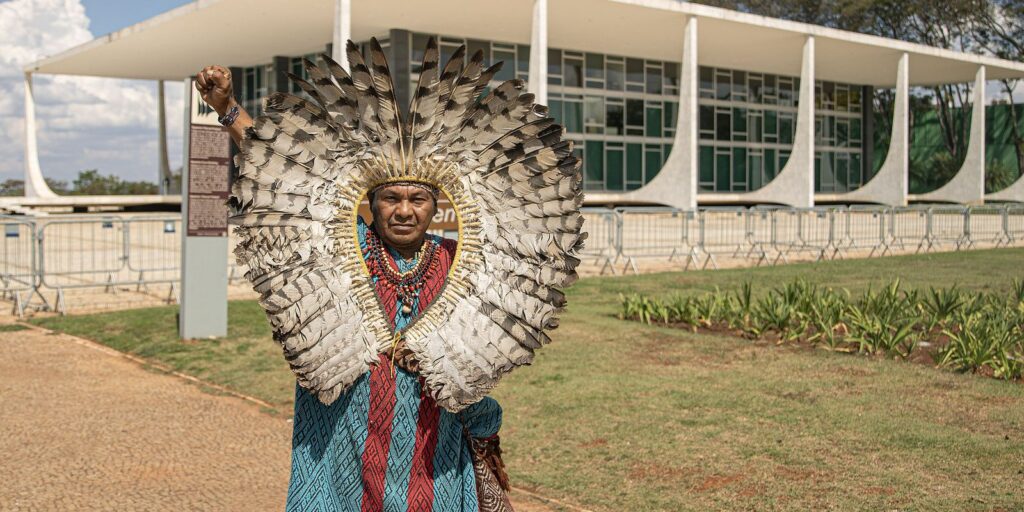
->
xmin=285 ymin=217 xmax=502 ymax=511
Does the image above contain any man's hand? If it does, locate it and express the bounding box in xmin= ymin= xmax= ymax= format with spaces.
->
xmin=195 ymin=65 xmax=235 ymax=116
xmin=194 ymin=64 xmax=252 ymax=144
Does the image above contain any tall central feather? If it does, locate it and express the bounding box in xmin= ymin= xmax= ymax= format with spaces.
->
xmin=408 ymin=37 xmax=441 ymax=160
xmin=367 ymin=38 xmax=406 ymax=167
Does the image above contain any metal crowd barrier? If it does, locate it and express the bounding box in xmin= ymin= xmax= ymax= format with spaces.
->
xmin=888 ymin=206 xmax=929 ymax=254
xmin=1007 ymin=205 xmax=1024 ymax=244
xmin=746 ymin=207 xmax=776 ymax=265
xmin=609 ymin=204 xmax=1024 ymax=273
xmin=0 ymin=218 xmax=41 ymax=316
xmin=38 ymin=217 xmax=129 ymax=291
xmin=2 ymin=205 xmax=1024 ymax=313
xmin=841 ymin=205 xmax=888 ymax=256
xmin=927 ymin=205 xmax=970 ymax=250
xmin=579 ymin=208 xmax=623 ymax=274
xmin=697 ymin=207 xmax=749 ymax=269
xmin=966 ymin=205 xmax=1006 ymax=248
xmin=613 ymin=207 xmax=696 ymax=273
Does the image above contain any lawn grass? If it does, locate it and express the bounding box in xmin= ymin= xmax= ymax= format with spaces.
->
xmin=31 ymin=248 xmax=1024 ymax=510
xmin=31 ymin=302 xmax=296 ymax=414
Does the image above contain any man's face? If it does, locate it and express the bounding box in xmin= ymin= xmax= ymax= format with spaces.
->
xmin=370 ymin=185 xmax=437 ymax=249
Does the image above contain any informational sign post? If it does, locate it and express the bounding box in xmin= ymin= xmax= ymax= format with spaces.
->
xmin=186 ymin=125 xmax=231 ymax=236
xmin=179 ymin=78 xmax=229 ymax=339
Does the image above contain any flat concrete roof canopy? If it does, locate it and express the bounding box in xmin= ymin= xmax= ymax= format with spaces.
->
xmin=24 ymin=0 xmax=535 ymax=80
xmin=18 ymin=0 xmax=1024 ymax=207
xmin=23 ymin=0 xmax=1024 ymax=86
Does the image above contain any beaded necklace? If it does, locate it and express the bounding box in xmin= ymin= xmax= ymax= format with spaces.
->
xmin=364 ymin=227 xmax=439 ymax=315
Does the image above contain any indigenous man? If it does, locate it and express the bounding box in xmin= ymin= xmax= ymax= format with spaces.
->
xmin=196 ymin=65 xmax=505 ymax=511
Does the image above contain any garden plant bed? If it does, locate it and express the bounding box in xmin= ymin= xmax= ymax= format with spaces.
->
xmin=621 ymin=278 xmax=1024 ymax=382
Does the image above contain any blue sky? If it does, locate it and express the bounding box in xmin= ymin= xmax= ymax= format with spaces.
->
xmin=81 ymin=0 xmax=189 ymax=36
xmin=0 ymin=0 xmax=196 ymax=186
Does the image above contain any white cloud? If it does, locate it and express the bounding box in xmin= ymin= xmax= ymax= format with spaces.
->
xmin=0 ymin=0 xmax=183 ymax=186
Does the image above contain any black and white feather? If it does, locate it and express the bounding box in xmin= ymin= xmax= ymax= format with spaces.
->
xmin=229 ymin=37 xmax=584 ymax=412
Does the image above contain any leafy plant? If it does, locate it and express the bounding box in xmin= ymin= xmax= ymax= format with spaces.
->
xmin=921 ymin=286 xmax=964 ymax=330
xmin=619 ymin=277 xmax=1024 ymax=383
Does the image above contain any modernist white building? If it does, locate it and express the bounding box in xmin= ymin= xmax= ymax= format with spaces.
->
xmin=21 ymin=0 xmax=1024 ymax=207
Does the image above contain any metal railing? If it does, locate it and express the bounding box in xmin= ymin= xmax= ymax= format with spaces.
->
xmin=0 ymin=218 xmax=41 ymax=316
xmin=2 ymin=205 xmax=1024 ymax=315
xmin=606 ymin=204 xmax=1024 ymax=274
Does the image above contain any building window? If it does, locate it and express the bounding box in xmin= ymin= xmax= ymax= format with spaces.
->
xmin=585 ymin=141 xmax=604 ymax=191
xmin=695 ymin=64 xmax=867 ymax=193
xmin=606 ymin=57 xmax=625 ymax=91
xmin=240 ymin=64 xmax=270 ymax=117
xmin=399 ymin=32 xmax=687 ymax=193
xmin=563 ymin=52 xmax=583 ymax=88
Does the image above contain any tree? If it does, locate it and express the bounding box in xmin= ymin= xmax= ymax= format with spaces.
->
xmin=0 ymin=179 xmax=24 ymax=196
xmin=973 ymin=0 xmax=1024 ymax=186
xmin=70 ymin=169 xmax=158 ymax=195
xmin=45 ymin=178 xmax=69 ymax=194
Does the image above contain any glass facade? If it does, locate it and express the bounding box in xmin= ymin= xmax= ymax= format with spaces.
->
xmin=814 ymin=80 xmax=866 ymax=192
xmin=238 ymin=32 xmax=875 ymax=196
xmin=697 ymin=65 xmax=870 ymax=193
xmin=698 ymin=66 xmax=796 ymax=192
xmin=402 ymin=33 xmax=678 ymax=192
xmin=546 ymin=49 xmax=678 ymax=191
xmin=240 ymin=64 xmax=271 ymax=117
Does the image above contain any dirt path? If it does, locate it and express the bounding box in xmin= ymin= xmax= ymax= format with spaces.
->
xmin=0 ymin=324 xmax=561 ymax=511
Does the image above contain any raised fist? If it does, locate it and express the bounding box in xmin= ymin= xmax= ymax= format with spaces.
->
xmin=195 ymin=65 xmax=235 ymax=116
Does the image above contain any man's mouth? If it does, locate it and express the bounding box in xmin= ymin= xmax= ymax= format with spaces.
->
xmin=390 ymin=224 xmax=415 ymax=232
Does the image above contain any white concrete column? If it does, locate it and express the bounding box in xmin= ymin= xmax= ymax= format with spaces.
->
xmin=839 ymin=52 xmax=909 ymax=206
xmin=580 ymin=15 xmax=698 ymax=209
xmin=739 ymin=36 xmax=815 ymax=207
xmin=528 ymin=0 xmax=548 ymax=105
xmin=23 ymin=72 xmax=56 ymax=198
xmin=332 ymin=0 xmax=351 ymax=70
xmin=158 ymin=80 xmax=172 ymax=195
xmin=915 ymin=65 xmax=986 ymax=204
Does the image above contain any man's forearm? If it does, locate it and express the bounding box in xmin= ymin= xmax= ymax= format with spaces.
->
xmin=221 ymin=98 xmax=254 ymax=145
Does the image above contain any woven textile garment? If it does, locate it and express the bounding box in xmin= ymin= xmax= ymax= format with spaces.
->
xmin=286 ymin=217 xmax=502 ymax=511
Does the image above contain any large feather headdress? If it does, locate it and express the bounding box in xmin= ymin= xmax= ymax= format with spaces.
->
xmin=229 ymin=38 xmax=585 ymax=412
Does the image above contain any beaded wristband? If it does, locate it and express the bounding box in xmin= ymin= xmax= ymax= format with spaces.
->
xmin=218 ymin=104 xmax=240 ymax=127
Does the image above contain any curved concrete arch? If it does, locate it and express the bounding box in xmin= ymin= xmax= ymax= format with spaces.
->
xmin=23 ymin=73 xmax=57 ymax=198
xmin=826 ymin=53 xmax=909 ymax=206
xmin=913 ymin=65 xmax=986 ymax=205
xmin=708 ymin=36 xmax=815 ymax=207
xmin=583 ymin=15 xmax=698 ymax=210
xmin=985 ymin=107 xmax=1024 ymax=201
xmin=589 ymin=27 xmax=815 ymax=209
xmin=986 ymin=171 xmax=1024 ymax=202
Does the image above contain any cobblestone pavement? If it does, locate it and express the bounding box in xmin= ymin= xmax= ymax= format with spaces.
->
xmin=0 ymin=325 xmax=291 ymax=511
xmin=0 ymin=325 xmax=561 ymax=512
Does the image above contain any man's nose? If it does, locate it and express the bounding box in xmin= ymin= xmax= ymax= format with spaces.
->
xmin=395 ymin=200 xmax=414 ymax=219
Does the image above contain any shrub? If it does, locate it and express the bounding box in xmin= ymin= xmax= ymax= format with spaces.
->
xmin=620 ymin=279 xmax=1024 ymax=381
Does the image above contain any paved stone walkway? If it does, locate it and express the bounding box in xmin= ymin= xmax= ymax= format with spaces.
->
xmin=0 ymin=325 xmax=561 ymax=512
xmin=0 ymin=325 xmax=291 ymax=511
